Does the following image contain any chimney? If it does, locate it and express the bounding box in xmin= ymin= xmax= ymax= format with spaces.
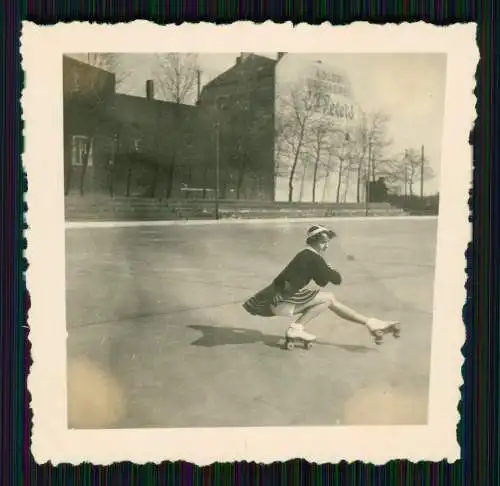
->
xmin=146 ymin=80 xmax=154 ymax=100
xmin=239 ymin=53 xmax=252 ymax=63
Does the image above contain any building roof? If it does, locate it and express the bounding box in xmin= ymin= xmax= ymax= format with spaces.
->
xmin=106 ymin=93 xmax=199 ymax=145
xmin=200 ymin=54 xmax=277 ymax=95
xmin=63 ymin=54 xmax=116 ymax=101
xmin=113 ymin=92 xmax=196 ymax=110
xmin=63 ymin=54 xmax=115 ymax=77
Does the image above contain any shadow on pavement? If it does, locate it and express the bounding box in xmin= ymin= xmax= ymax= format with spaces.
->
xmin=188 ymin=325 xmax=376 ymax=353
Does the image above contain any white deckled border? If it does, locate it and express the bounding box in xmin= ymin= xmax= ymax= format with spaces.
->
xmin=22 ymin=20 xmax=476 ymax=465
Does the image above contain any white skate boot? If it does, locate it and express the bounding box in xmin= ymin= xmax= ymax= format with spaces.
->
xmin=284 ymin=324 xmax=316 ymax=351
xmin=366 ymin=318 xmax=401 ymax=345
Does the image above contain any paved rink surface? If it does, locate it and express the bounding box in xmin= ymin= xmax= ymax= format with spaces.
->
xmin=65 ymin=218 xmax=437 ymax=429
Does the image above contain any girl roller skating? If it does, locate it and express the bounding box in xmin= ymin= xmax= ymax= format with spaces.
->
xmin=243 ymin=224 xmax=400 ymax=349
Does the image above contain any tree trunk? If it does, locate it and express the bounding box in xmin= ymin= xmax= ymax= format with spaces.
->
xmin=236 ymin=160 xmax=248 ymax=200
xmin=108 ymin=134 xmax=118 ymax=197
xmin=356 ymin=163 xmax=362 ymax=203
xmin=312 ymin=167 xmax=318 ymax=203
xmin=165 ymin=104 xmax=181 ymax=199
xmin=125 ymin=159 xmax=133 ymax=197
xmin=322 ymin=172 xmax=330 ymax=202
xmin=299 ymin=165 xmax=307 ymax=202
xmin=335 ymin=157 xmax=344 ymax=203
xmin=149 ymin=163 xmax=160 ymax=198
xmin=79 ymin=137 xmax=92 ymax=196
xmin=202 ymin=166 xmax=209 ymax=199
xmin=342 ymin=169 xmax=351 ymax=202
xmin=165 ymin=161 xmax=176 ymax=199
xmin=108 ymin=160 xmax=115 ymax=197
xmin=312 ymin=143 xmax=321 ymax=203
xmin=287 ymin=124 xmax=306 ymax=203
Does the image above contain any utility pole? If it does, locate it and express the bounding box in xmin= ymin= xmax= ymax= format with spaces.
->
xmin=365 ymin=140 xmax=372 ymax=216
xmin=420 ymin=144 xmax=424 ymax=198
xmin=404 ymin=149 xmax=408 ymax=200
xmin=404 ymin=166 xmax=408 ymax=199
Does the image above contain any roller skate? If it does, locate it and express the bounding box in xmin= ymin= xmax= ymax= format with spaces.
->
xmin=284 ymin=324 xmax=316 ymax=351
xmin=366 ymin=318 xmax=401 ymax=345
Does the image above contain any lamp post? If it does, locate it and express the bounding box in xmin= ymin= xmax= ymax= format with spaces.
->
xmin=365 ymin=140 xmax=372 ymax=216
xmin=420 ymin=144 xmax=424 ymax=199
xmin=215 ymin=118 xmax=220 ymax=220
xmin=404 ymin=149 xmax=408 ymax=201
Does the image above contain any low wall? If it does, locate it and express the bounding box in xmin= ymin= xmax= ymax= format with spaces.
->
xmin=64 ymin=196 xmax=406 ymax=222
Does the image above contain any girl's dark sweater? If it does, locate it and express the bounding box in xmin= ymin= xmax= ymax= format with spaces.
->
xmin=273 ymin=248 xmax=342 ymax=296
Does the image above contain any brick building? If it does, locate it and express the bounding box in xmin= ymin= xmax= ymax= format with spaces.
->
xmin=63 ymin=53 xmax=279 ymax=200
xmin=109 ymin=89 xmax=197 ymax=198
xmin=63 ymin=56 xmax=116 ymax=195
xmin=63 ymin=56 xmax=199 ymax=198
xmin=195 ymin=53 xmax=277 ymax=200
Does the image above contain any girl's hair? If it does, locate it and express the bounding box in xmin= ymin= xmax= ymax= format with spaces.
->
xmin=306 ymin=225 xmax=336 ymax=246
xmin=306 ymin=226 xmax=336 ymax=245
xmin=306 ymin=233 xmax=327 ymax=246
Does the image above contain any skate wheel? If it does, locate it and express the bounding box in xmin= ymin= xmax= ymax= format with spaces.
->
xmin=285 ymin=341 xmax=295 ymax=350
xmin=304 ymin=341 xmax=313 ymax=350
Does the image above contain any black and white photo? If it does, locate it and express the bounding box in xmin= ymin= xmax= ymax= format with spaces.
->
xmin=24 ymin=22 xmax=475 ymax=465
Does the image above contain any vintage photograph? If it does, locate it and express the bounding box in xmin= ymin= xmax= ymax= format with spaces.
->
xmin=24 ymin=22 xmax=474 ymax=464
xmin=63 ymin=51 xmax=445 ymax=428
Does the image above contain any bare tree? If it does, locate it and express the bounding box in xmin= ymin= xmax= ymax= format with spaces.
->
xmin=385 ymin=148 xmax=435 ymax=196
xmin=64 ymin=53 xmax=123 ymax=196
xmin=83 ymin=54 xmax=140 ymax=198
xmin=153 ymin=54 xmax=199 ymax=104
xmin=341 ymin=141 xmax=362 ymax=203
xmin=302 ymin=122 xmax=338 ymax=203
xmin=274 ymin=114 xmax=300 ymax=198
xmin=338 ymin=111 xmax=391 ymax=203
xmin=150 ymin=54 xmax=200 ymax=198
xmin=349 ymin=122 xmax=369 ymax=203
xmin=334 ymin=135 xmax=349 ymax=204
xmin=276 ymin=75 xmax=338 ymax=202
xmin=365 ymin=111 xmax=393 ymax=183
xmin=320 ymin=152 xmax=337 ymax=202
xmin=298 ymin=156 xmax=311 ymax=202
xmin=86 ymin=53 xmax=131 ymax=91
xmin=212 ymin=87 xmax=273 ymax=200
xmin=274 ymin=115 xmax=292 ymax=181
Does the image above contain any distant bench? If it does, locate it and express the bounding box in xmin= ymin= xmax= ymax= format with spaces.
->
xmin=180 ymin=187 xmax=215 ymax=199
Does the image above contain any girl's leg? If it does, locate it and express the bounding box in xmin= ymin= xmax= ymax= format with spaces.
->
xmin=294 ymin=293 xmax=367 ymax=325
xmin=294 ymin=301 xmax=330 ymax=325
xmin=327 ymin=297 xmax=370 ymax=326
xmin=272 ymin=301 xmax=328 ymax=341
xmin=286 ymin=299 xmax=330 ymax=341
xmin=308 ymin=293 xmax=398 ymax=331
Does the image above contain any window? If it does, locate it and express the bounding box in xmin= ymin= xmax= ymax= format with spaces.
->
xmin=71 ymin=135 xmax=93 ymax=167
xmin=133 ymin=138 xmax=142 ymax=152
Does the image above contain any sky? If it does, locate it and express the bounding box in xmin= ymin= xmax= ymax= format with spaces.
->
xmin=68 ymin=52 xmax=447 ymax=195
xmin=273 ymin=53 xmax=448 ymax=196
